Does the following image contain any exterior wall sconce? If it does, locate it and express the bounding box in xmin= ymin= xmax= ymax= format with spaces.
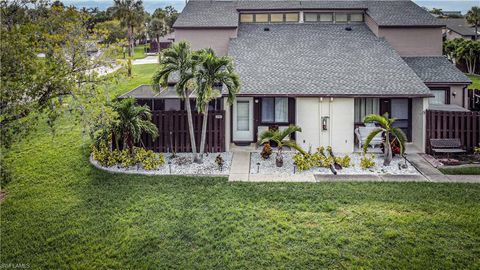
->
xmin=322 ymin=116 xmax=329 ymax=131
xmin=452 ymin=92 xmax=456 ymax=98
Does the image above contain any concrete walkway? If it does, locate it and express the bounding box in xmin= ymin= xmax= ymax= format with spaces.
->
xmin=406 ymin=154 xmax=479 ymax=183
xmin=228 ymin=152 xmax=251 ymax=181
xmin=132 ymin=56 xmax=158 ymax=65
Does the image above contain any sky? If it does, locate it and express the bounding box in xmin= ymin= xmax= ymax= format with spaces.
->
xmin=61 ymin=0 xmax=479 ymax=14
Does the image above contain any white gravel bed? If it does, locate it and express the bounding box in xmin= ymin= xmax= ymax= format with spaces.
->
xmin=250 ymin=152 xmax=420 ymax=176
xmin=91 ymin=152 xmax=232 ymax=176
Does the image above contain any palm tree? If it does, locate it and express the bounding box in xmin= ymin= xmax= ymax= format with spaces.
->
xmin=152 ymin=42 xmax=201 ymax=162
xmin=258 ymin=125 xmax=305 ymax=167
xmin=195 ymin=49 xmax=240 ymax=162
xmin=466 ymin=6 xmax=479 ymax=40
xmin=363 ymin=113 xmax=407 ymax=166
xmin=112 ymin=0 xmax=144 ymax=57
xmin=112 ymin=97 xmax=158 ymax=154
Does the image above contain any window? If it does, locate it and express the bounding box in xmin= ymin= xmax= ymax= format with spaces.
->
xmin=270 ymin=13 xmax=284 ymax=22
xmin=285 ymin=13 xmax=299 ymax=22
xmin=335 ymin=13 xmax=348 ymax=22
xmin=240 ymin=14 xmax=254 ymax=23
xmin=304 ymin=13 xmax=318 ymax=22
xmin=354 ymin=98 xmax=379 ymax=123
xmin=429 ymin=89 xmax=447 ymax=105
xmin=350 ymin=13 xmax=364 ymax=22
xmin=255 ymin=13 xmax=269 ymax=23
xmin=319 ymin=13 xmax=333 ymax=22
xmin=261 ymin=97 xmax=289 ymax=123
xmin=237 ymin=101 xmax=250 ymax=131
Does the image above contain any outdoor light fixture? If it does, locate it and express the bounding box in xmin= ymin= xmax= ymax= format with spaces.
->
xmin=256 ymin=162 xmax=260 ymax=173
xmin=322 ymin=116 xmax=329 ymax=131
xmin=168 ymin=161 xmax=172 ymax=174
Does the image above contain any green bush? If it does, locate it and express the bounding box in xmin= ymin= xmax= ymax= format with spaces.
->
xmin=335 ymin=155 xmax=351 ymax=168
xmin=293 ymin=147 xmax=350 ymax=171
xmin=360 ymin=154 xmax=375 ymax=170
xmin=92 ymin=143 xmax=165 ymax=170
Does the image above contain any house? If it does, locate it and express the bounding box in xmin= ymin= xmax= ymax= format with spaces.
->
xmin=442 ymin=18 xmax=478 ymax=40
xmin=124 ymin=0 xmax=472 ymax=154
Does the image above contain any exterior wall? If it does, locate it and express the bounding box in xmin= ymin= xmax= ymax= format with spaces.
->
xmin=174 ymin=28 xmax=238 ymax=56
xmin=411 ymin=97 xmax=428 ymax=152
xmin=450 ymin=85 xmax=466 ymax=107
xmin=224 ymin=98 xmax=231 ymax=151
xmin=364 ymin=14 xmax=379 ymax=36
xmin=296 ymin=97 xmax=354 ymax=153
xmin=377 ymin=27 xmax=443 ymax=56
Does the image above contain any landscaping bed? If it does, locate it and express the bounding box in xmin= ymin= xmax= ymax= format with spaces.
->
xmin=250 ymin=152 xmax=419 ymax=175
xmin=91 ymin=152 xmax=232 ymax=175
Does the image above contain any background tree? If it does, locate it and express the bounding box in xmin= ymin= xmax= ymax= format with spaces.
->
xmin=466 ymin=6 xmax=479 ymax=40
xmin=152 ymin=42 xmax=201 ymax=162
xmin=148 ymin=17 xmax=166 ymax=50
xmin=194 ymin=49 xmax=240 ymax=162
xmin=112 ymin=0 xmax=144 ymax=57
xmin=456 ymin=39 xmax=480 ymax=74
xmin=112 ymin=98 xmax=158 ymax=154
xmin=363 ymin=113 xmax=407 ymax=166
xmin=430 ymin=8 xmax=443 ymax=16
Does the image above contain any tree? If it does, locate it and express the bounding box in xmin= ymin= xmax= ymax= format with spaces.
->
xmin=259 ymin=125 xmax=305 ymax=167
xmin=194 ymin=49 xmax=240 ymax=162
xmin=1 ymin=1 xmax=122 ymax=147
xmin=152 ymin=42 xmax=201 ymax=162
xmin=112 ymin=0 xmax=144 ymax=57
xmin=111 ymin=97 xmax=158 ymax=154
xmin=456 ymin=39 xmax=480 ymax=74
xmin=430 ymin=8 xmax=443 ymax=16
xmin=363 ymin=113 xmax=407 ymax=166
xmin=443 ymin=38 xmax=463 ymax=63
xmin=466 ymin=6 xmax=479 ymax=40
xmin=148 ymin=17 xmax=166 ymax=49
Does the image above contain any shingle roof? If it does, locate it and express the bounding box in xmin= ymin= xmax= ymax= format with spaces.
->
xmin=228 ymin=23 xmax=431 ymax=96
xmin=173 ymin=0 xmax=443 ymax=28
xmin=365 ymin=1 xmax=444 ymax=27
xmin=403 ymin=57 xmax=471 ymax=84
xmin=119 ymin=85 xmax=198 ymax=99
xmin=442 ymin=18 xmax=477 ymax=36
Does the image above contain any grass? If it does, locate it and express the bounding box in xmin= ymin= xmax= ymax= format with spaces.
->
xmin=117 ymin=45 xmax=148 ymax=60
xmin=439 ymin=166 xmax=480 ymax=175
xmin=1 ymin=65 xmax=480 ymax=269
xmin=468 ymin=74 xmax=480 ymax=90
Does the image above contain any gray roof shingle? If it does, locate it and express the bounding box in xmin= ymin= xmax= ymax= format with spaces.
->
xmin=403 ymin=57 xmax=471 ymax=84
xmin=174 ymin=0 xmax=443 ymax=28
xmin=228 ymin=23 xmax=431 ymax=96
xmin=442 ymin=18 xmax=477 ymax=36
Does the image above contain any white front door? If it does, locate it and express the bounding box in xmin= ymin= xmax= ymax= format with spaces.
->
xmin=233 ymin=97 xmax=253 ymax=142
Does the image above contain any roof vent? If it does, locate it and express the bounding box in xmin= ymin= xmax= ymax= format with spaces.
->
xmin=264 ymin=27 xmax=270 ymax=31
xmin=345 ymin=26 xmax=352 ymax=31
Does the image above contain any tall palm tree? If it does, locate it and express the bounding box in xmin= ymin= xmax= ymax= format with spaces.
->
xmin=195 ymin=48 xmax=240 ymax=162
xmin=112 ymin=0 xmax=144 ymax=57
xmin=466 ymin=6 xmax=479 ymax=40
xmin=259 ymin=125 xmax=305 ymax=167
xmin=152 ymin=42 xmax=201 ymax=162
xmin=112 ymin=97 xmax=158 ymax=154
xmin=363 ymin=113 xmax=407 ymax=166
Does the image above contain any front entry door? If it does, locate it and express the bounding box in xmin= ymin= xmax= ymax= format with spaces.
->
xmin=233 ymin=97 xmax=253 ymax=142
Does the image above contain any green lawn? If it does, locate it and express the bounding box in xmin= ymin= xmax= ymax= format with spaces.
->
xmin=468 ymin=74 xmax=480 ymax=90
xmin=1 ymin=65 xmax=480 ymax=269
xmin=439 ymin=166 xmax=480 ymax=175
xmin=117 ymin=44 xmax=148 ymax=60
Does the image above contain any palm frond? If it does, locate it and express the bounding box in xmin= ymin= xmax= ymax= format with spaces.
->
xmin=282 ymin=140 xmax=306 ymax=155
xmin=391 ymin=127 xmax=407 ymax=155
xmin=363 ymin=114 xmax=389 ymax=129
xmin=363 ymin=127 xmax=384 ymax=153
xmin=279 ymin=125 xmax=302 ymax=141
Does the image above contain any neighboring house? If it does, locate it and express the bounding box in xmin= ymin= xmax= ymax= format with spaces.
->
xmin=124 ymin=0 xmax=472 ymax=153
xmin=442 ymin=18 xmax=478 ymax=40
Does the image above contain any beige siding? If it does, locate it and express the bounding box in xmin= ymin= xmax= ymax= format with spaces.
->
xmin=411 ymin=97 xmax=428 ymax=152
xmin=450 ymin=85 xmax=466 ymax=107
xmin=296 ymin=97 xmax=354 ymax=153
xmin=223 ymin=98 xmax=231 ymax=151
xmin=174 ymin=28 xmax=238 ymax=56
xmin=364 ymin=14 xmax=379 ymax=36
xmin=377 ymin=27 xmax=443 ymax=56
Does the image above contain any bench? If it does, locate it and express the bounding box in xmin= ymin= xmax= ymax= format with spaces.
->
xmin=430 ymin=138 xmax=466 ymax=156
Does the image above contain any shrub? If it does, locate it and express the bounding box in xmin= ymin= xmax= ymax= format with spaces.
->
xmin=92 ymin=144 xmax=164 ymax=170
xmin=335 ymin=155 xmax=351 ymax=168
xmin=474 ymin=145 xmax=480 ymax=155
xmin=293 ymin=153 xmax=315 ymax=171
xmin=261 ymin=143 xmax=272 ymax=159
xmin=360 ymin=154 xmax=375 ymax=170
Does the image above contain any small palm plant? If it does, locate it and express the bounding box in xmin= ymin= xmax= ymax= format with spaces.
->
xmin=258 ymin=125 xmax=306 ymax=167
xmin=363 ymin=113 xmax=407 ymax=166
xmin=112 ymin=97 xmax=159 ymax=154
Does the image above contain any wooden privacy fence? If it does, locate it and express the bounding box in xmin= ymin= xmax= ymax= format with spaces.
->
xmin=468 ymin=89 xmax=480 ymax=111
xmin=139 ymin=110 xmax=225 ymax=153
xmin=426 ymin=110 xmax=480 ymax=154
